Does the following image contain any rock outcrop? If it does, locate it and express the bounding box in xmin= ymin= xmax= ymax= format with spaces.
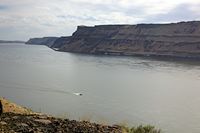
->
xmin=0 ymin=98 xmax=162 ymax=133
xmin=50 ymin=36 xmax=70 ymax=48
xmin=26 ymin=37 xmax=58 ymax=47
xmin=0 ymin=98 xmax=33 ymax=115
xmin=0 ymin=98 xmax=122 ymax=133
xmin=58 ymin=21 xmax=200 ymax=59
xmin=0 ymin=113 xmax=122 ymax=133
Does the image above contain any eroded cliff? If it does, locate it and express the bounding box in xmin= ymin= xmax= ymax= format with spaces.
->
xmin=26 ymin=37 xmax=58 ymax=47
xmin=59 ymin=21 xmax=200 ymax=58
xmin=50 ymin=36 xmax=70 ymax=48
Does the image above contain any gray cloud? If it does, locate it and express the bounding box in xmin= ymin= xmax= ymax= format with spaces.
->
xmin=0 ymin=0 xmax=200 ymax=40
xmin=57 ymin=15 xmax=98 ymax=22
xmin=144 ymin=3 xmax=200 ymax=23
xmin=0 ymin=5 xmax=8 ymax=10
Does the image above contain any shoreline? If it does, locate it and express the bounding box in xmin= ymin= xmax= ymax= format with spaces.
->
xmin=56 ymin=49 xmax=200 ymax=61
xmin=0 ymin=97 xmax=161 ymax=133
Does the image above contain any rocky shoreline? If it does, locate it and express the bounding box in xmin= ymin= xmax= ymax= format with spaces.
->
xmin=0 ymin=98 xmax=161 ymax=133
xmin=0 ymin=113 xmax=122 ymax=133
xmin=0 ymin=98 xmax=122 ymax=133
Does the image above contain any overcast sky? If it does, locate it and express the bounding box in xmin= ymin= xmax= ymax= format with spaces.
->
xmin=0 ymin=0 xmax=200 ymax=41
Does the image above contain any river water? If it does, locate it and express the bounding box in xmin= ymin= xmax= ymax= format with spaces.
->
xmin=0 ymin=43 xmax=200 ymax=132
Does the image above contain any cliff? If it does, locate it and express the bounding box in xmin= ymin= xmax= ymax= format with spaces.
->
xmin=58 ymin=21 xmax=200 ymax=59
xmin=50 ymin=36 xmax=70 ymax=48
xmin=26 ymin=37 xmax=58 ymax=47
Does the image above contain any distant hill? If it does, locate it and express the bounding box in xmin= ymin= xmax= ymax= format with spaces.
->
xmin=27 ymin=21 xmax=200 ymax=59
xmin=50 ymin=36 xmax=70 ymax=48
xmin=0 ymin=40 xmax=25 ymax=43
xmin=58 ymin=21 xmax=200 ymax=59
xmin=26 ymin=37 xmax=59 ymax=47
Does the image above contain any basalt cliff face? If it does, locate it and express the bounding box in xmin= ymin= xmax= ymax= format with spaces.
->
xmin=26 ymin=37 xmax=58 ymax=47
xmin=50 ymin=36 xmax=70 ymax=48
xmin=58 ymin=21 xmax=200 ymax=58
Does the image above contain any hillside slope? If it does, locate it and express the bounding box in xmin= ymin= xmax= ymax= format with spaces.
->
xmin=26 ymin=37 xmax=58 ymax=47
xmin=58 ymin=21 xmax=200 ymax=58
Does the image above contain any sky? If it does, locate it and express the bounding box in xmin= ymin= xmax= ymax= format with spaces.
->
xmin=0 ymin=0 xmax=200 ymax=41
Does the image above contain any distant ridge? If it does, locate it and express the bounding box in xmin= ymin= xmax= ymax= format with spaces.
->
xmin=0 ymin=40 xmax=25 ymax=43
xmin=26 ymin=37 xmax=59 ymax=47
xmin=59 ymin=21 xmax=200 ymax=59
xmin=27 ymin=21 xmax=200 ymax=59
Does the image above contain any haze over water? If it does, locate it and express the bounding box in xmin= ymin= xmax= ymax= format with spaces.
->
xmin=0 ymin=43 xmax=200 ymax=133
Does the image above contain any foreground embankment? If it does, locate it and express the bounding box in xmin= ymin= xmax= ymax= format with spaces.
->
xmin=0 ymin=98 xmax=160 ymax=133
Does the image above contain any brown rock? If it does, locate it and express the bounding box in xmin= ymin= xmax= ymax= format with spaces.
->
xmin=34 ymin=119 xmax=52 ymax=124
xmin=58 ymin=21 xmax=200 ymax=59
xmin=0 ymin=121 xmax=7 ymax=125
xmin=0 ymin=97 xmax=34 ymax=115
xmin=16 ymin=123 xmax=28 ymax=127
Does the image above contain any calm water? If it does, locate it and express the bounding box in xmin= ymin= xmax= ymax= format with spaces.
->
xmin=0 ymin=43 xmax=200 ymax=132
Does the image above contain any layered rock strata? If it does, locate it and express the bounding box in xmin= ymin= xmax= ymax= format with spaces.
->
xmin=59 ymin=21 xmax=200 ymax=58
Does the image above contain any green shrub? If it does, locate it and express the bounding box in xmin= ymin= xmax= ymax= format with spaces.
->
xmin=121 ymin=125 xmax=161 ymax=133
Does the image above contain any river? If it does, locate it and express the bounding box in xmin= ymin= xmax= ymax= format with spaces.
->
xmin=0 ymin=43 xmax=200 ymax=132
